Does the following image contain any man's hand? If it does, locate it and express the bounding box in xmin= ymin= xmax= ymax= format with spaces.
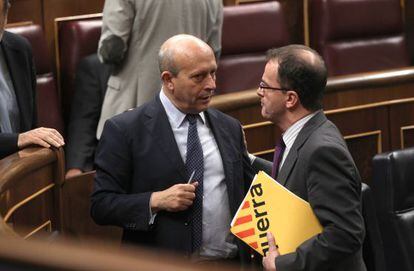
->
xmin=150 ymin=182 xmax=198 ymax=212
xmin=263 ymin=232 xmax=280 ymax=271
xmin=65 ymin=168 xmax=83 ymax=179
xmin=18 ymin=127 xmax=65 ymax=149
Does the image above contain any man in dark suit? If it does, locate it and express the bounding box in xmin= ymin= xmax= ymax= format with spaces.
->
xmin=259 ymin=45 xmax=365 ymax=271
xmin=65 ymin=54 xmax=111 ymax=178
xmin=0 ymin=0 xmax=64 ymax=159
xmin=91 ymin=35 xmax=255 ymax=263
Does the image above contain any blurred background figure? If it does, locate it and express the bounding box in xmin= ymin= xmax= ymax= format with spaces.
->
xmin=0 ymin=0 xmax=64 ymax=160
xmin=65 ymin=54 xmax=111 ymax=178
xmin=96 ymin=0 xmax=223 ymax=138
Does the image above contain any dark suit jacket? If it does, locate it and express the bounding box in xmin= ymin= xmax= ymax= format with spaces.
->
xmin=275 ymin=111 xmax=366 ymax=271
xmin=91 ymin=96 xmax=255 ymax=259
xmin=0 ymin=31 xmax=36 ymax=159
xmin=65 ymin=54 xmax=111 ymax=171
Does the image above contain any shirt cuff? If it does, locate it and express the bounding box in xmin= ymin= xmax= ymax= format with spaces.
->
xmin=148 ymin=193 xmax=157 ymax=225
xmin=248 ymin=152 xmax=256 ymax=165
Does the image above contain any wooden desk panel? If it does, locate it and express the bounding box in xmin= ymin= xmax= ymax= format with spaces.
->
xmin=324 ymin=68 xmax=414 ymax=109
xmin=5 ymin=167 xmax=56 ymax=238
xmin=326 ymin=107 xmax=389 ymax=184
xmin=7 ymin=0 xmax=43 ymax=26
xmin=62 ymin=171 xmax=122 ymax=243
xmin=0 ymin=148 xmax=64 ymax=239
xmin=211 ymin=67 xmax=414 ymax=183
xmin=390 ymin=99 xmax=414 ymax=149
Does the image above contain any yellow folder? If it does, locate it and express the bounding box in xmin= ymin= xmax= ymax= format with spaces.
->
xmin=230 ymin=171 xmax=322 ymax=256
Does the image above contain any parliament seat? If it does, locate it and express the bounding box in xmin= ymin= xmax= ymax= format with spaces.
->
xmin=6 ymin=23 xmax=64 ymax=134
xmin=361 ymin=183 xmax=386 ymax=271
xmin=371 ymin=148 xmax=414 ymax=271
xmin=54 ymin=5 xmax=290 ymax=107
xmin=0 ymin=146 xmax=120 ymax=243
xmin=216 ymin=1 xmax=290 ymax=94
xmin=307 ymin=0 xmax=410 ymax=76
xmin=54 ymin=14 xmax=102 ymax=121
xmin=62 ymin=171 xmax=122 ymax=243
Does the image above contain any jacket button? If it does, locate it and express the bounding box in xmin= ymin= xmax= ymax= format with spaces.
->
xmin=184 ymin=222 xmax=189 ymax=226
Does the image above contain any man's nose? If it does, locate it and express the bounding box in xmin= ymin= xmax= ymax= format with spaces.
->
xmin=206 ymin=73 xmax=216 ymax=89
xmin=257 ymin=87 xmax=264 ymax=97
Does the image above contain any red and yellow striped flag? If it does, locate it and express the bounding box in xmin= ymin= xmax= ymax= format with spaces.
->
xmin=230 ymin=171 xmax=322 ymax=256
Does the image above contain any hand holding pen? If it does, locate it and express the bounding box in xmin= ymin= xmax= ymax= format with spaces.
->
xmin=149 ymin=171 xmax=198 ymax=212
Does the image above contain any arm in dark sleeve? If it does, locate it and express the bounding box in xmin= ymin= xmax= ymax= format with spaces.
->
xmin=90 ymin=119 xmax=152 ymax=231
xmin=30 ymin=54 xmax=37 ymax=129
xmin=1 ymin=39 xmax=36 ymax=159
xmin=22 ymin=34 xmax=37 ymax=129
xmin=237 ymin=123 xmax=256 ymax=191
xmin=0 ymin=133 xmax=18 ymax=159
xmin=276 ymin=145 xmax=365 ymax=271
xmin=98 ymin=0 xmax=135 ymax=64
xmin=252 ymin=157 xmax=272 ymax=175
xmin=66 ymin=56 xmax=106 ymax=171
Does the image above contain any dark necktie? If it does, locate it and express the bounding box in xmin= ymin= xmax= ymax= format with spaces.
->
xmin=271 ymin=138 xmax=286 ymax=179
xmin=185 ymin=114 xmax=204 ymax=252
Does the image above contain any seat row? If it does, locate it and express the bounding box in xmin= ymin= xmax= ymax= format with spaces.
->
xmin=2 ymin=1 xmax=413 ymax=270
xmin=361 ymin=147 xmax=414 ymax=271
xmin=1 ymin=146 xmax=413 ymax=271
xmin=6 ymin=0 xmax=412 ymax=135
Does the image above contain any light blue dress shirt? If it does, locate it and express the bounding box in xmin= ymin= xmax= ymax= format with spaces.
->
xmin=159 ymin=89 xmax=237 ymax=259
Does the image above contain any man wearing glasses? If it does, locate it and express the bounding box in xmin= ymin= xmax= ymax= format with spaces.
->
xmin=258 ymin=45 xmax=366 ymax=271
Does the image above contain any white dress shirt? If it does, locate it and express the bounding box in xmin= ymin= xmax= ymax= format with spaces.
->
xmin=280 ymin=111 xmax=318 ymax=169
xmin=159 ymin=89 xmax=237 ymax=259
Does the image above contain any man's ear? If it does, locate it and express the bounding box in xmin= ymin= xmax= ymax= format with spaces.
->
xmin=161 ymin=71 xmax=174 ymax=90
xmin=285 ymin=90 xmax=299 ymax=109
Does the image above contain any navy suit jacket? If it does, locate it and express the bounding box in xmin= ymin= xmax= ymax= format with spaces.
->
xmin=91 ymin=96 xmax=255 ymax=258
xmin=0 ymin=31 xmax=36 ymax=159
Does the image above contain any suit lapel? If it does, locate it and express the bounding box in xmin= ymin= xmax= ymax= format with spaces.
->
xmin=2 ymin=36 xmax=32 ymax=131
xmin=205 ymin=109 xmax=236 ymax=209
xmin=143 ymin=97 xmax=187 ymax=180
xmin=278 ymin=111 xmax=327 ymax=186
xmin=277 ymin=147 xmax=298 ymax=186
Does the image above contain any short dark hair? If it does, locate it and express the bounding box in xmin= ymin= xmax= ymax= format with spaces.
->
xmin=266 ymin=44 xmax=327 ymax=111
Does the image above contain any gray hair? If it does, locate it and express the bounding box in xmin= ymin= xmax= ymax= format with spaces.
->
xmin=158 ymin=46 xmax=180 ymax=76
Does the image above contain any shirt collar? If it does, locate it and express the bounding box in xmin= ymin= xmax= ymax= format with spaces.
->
xmin=282 ymin=111 xmax=318 ymax=150
xmin=159 ymin=88 xmax=206 ymax=128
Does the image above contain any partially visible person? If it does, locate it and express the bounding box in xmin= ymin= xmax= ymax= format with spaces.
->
xmin=91 ymin=35 xmax=256 ymax=265
xmin=65 ymin=54 xmax=111 ymax=178
xmin=0 ymin=0 xmax=64 ymax=160
xmin=258 ymin=45 xmax=365 ymax=271
xmin=96 ymin=0 xmax=223 ymax=138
